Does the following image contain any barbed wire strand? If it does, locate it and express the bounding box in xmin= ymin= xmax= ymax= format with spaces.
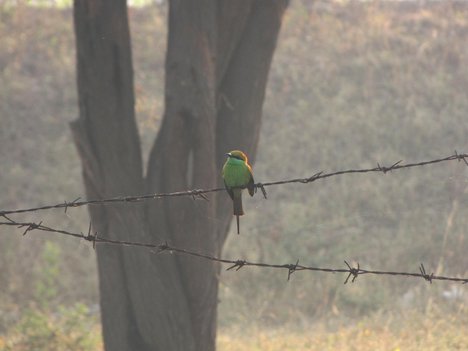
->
xmin=0 ymin=152 xmax=466 ymax=216
xmin=1 ymin=216 xmax=466 ymax=284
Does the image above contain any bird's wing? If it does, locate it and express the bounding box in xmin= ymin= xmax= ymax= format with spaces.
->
xmin=247 ymin=171 xmax=255 ymax=197
xmin=224 ymin=179 xmax=234 ymax=200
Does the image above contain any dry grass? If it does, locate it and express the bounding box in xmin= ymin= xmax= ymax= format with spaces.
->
xmin=218 ymin=307 xmax=468 ymax=351
xmin=1 ymin=306 xmax=466 ymax=350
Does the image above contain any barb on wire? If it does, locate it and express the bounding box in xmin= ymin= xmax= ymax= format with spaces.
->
xmin=344 ymin=261 xmax=360 ymax=284
xmin=377 ymin=160 xmax=402 ymax=174
xmin=227 ymin=260 xmax=246 ymax=271
xmin=0 ymin=152 xmax=466 ymax=216
xmin=1 ymin=218 xmax=467 ymax=285
xmin=419 ymin=263 xmax=434 ymax=284
xmin=21 ymin=221 xmax=43 ymax=236
xmin=454 ymin=150 xmax=468 ymax=166
xmin=287 ymin=259 xmax=300 ymax=281
xmin=64 ymin=197 xmax=81 ymax=213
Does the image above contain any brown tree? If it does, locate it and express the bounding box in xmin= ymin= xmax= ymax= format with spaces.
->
xmin=72 ymin=0 xmax=288 ymax=350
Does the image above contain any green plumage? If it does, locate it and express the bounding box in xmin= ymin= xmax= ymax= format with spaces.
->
xmin=222 ymin=150 xmax=255 ymax=234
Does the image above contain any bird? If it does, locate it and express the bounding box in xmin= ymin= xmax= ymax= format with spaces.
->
xmin=222 ymin=150 xmax=255 ymax=234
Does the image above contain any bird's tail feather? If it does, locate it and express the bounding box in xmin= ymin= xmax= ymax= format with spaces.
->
xmin=233 ymin=192 xmax=243 ymax=234
xmin=233 ymin=193 xmax=244 ymax=216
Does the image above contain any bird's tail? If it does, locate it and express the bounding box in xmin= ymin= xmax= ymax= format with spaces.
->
xmin=233 ymin=191 xmax=243 ymax=234
xmin=233 ymin=193 xmax=244 ymax=216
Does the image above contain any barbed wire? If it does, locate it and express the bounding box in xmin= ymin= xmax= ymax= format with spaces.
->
xmin=0 ymin=152 xmax=466 ymax=216
xmin=1 ymin=215 xmax=466 ymax=284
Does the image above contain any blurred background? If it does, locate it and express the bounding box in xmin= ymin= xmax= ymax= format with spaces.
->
xmin=0 ymin=0 xmax=467 ymax=349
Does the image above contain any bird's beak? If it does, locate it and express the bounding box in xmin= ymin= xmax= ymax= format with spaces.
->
xmin=225 ymin=153 xmax=232 ymax=158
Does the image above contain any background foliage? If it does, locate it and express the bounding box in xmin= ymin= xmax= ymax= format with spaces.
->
xmin=0 ymin=0 xmax=467 ymax=349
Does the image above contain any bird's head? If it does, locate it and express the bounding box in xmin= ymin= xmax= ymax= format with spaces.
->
xmin=226 ymin=150 xmax=248 ymax=163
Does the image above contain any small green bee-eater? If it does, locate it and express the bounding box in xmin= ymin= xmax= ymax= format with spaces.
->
xmin=222 ymin=150 xmax=255 ymax=234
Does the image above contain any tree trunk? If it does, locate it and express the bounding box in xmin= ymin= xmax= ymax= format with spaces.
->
xmin=72 ymin=0 xmax=288 ymax=350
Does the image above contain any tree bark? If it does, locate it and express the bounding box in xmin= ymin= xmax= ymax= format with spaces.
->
xmin=72 ymin=0 xmax=288 ymax=350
